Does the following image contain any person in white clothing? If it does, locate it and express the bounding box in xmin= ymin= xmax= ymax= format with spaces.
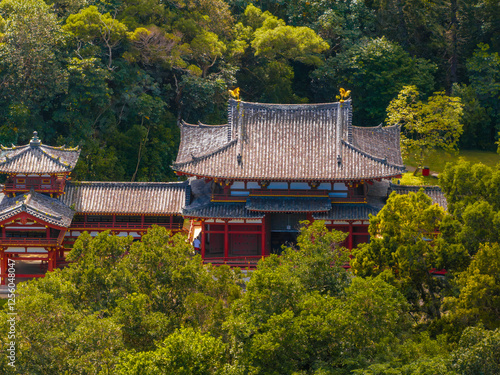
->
xmin=193 ymin=237 xmax=201 ymax=254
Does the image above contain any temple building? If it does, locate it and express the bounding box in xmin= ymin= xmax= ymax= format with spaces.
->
xmin=0 ymin=99 xmax=448 ymax=282
xmin=173 ymin=99 xmax=406 ymax=266
xmin=0 ymin=132 xmax=187 ymax=283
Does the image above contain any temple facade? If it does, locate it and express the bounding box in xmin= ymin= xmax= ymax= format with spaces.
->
xmin=173 ymin=99 xmax=406 ymax=267
xmin=0 ymin=99 xmax=447 ymax=281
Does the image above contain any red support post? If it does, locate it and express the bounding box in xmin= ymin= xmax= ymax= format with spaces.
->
xmin=0 ymin=249 xmax=6 ymax=286
xmin=201 ymin=221 xmax=206 ymax=259
xmin=348 ymin=222 xmax=353 ymax=250
xmin=224 ymin=220 xmax=229 ymax=261
xmin=261 ymin=217 xmax=266 ymax=257
xmin=47 ymin=250 xmax=55 ymax=272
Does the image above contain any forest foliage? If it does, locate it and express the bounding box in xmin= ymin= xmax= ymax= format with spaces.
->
xmin=2 ymin=175 xmax=500 ymax=374
xmin=0 ymin=0 xmax=499 ymax=181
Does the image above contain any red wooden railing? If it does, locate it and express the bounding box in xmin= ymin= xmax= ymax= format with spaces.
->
xmin=203 ymin=255 xmax=263 ymax=268
xmin=250 ymin=189 xmax=329 ymax=196
xmin=4 ymin=183 xmax=64 ymax=192
xmin=0 ymin=238 xmax=60 ymax=246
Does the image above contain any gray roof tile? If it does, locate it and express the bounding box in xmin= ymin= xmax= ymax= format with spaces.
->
xmin=0 ymin=133 xmax=80 ymax=174
xmin=183 ymin=202 xmax=264 ymax=219
xmin=313 ymin=204 xmax=381 ymax=221
xmin=173 ymin=100 xmax=405 ymax=181
xmin=246 ymin=197 xmax=331 ymax=212
xmin=0 ymin=191 xmax=74 ymax=227
xmin=389 ymin=184 xmax=448 ymax=210
xmin=61 ymin=181 xmax=188 ymax=214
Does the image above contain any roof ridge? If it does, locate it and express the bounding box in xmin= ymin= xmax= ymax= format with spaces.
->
xmin=0 ymin=144 xmax=29 ymax=151
xmin=0 ymin=145 xmax=30 ymax=165
xmin=181 ymin=120 xmax=229 ymax=128
xmin=351 ymin=124 xmax=401 ymax=130
xmin=229 ymin=98 xmax=345 ymax=109
xmin=342 ymin=139 xmax=405 ymax=170
xmin=41 ymin=144 xmax=80 ymax=152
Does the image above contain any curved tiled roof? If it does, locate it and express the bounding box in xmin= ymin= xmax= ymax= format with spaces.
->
xmin=183 ymin=202 xmax=264 ymax=219
xmin=0 ymin=191 xmax=74 ymax=227
xmin=0 ymin=132 xmax=80 ymax=174
xmin=351 ymin=124 xmax=403 ymax=167
xmin=313 ymin=204 xmax=381 ymax=221
xmin=61 ymin=181 xmax=188 ymax=214
xmin=173 ymin=99 xmax=405 ymax=181
xmin=246 ymin=197 xmax=331 ymax=212
xmin=389 ymin=184 xmax=448 ymax=210
xmin=176 ymin=122 xmax=231 ymax=164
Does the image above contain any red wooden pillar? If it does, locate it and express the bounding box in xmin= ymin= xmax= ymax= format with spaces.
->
xmin=224 ymin=220 xmax=229 ymax=261
xmin=261 ymin=217 xmax=266 ymax=258
xmin=0 ymin=249 xmax=6 ymax=286
xmin=348 ymin=222 xmax=353 ymax=250
xmin=112 ymin=214 xmax=116 ymax=228
xmin=1 ymin=225 xmax=5 ymax=238
xmin=47 ymin=249 xmax=55 ymax=272
xmin=201 ymin=221 xmax=206 ymax=259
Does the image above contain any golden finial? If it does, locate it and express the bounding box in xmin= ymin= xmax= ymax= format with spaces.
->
xmin=229 ymin=87 xmax=240 ymax=100
xmin=336 ymin=88 xmax=351 ymax=103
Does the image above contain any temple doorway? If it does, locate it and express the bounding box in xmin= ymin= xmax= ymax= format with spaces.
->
xmin=268 ymin=213 xmax=307 ymax=254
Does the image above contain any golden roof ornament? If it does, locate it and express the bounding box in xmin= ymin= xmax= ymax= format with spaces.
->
xmin=336 ymin=88 xmax=351 ymax=103
xmin=229 ymin=87 xmax=240 ymax=101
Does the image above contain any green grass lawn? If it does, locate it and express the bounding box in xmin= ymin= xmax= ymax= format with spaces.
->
xmin=404 ymin=149 xmax=500 ymax=173
xmin=392 ymin=172 xmax=439 ymax=186
xmin=393 ymin=149 xmax=499 ymax=186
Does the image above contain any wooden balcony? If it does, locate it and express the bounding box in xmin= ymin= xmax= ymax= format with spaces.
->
xmin=3 ymin=182 xmax=64 ymax=193
xmin=250 ymin=189 xmax=329 ymax=197
xmin=0 ymin=237 xmax=60 ymax=246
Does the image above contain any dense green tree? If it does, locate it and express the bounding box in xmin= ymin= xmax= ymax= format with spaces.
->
xmin=225 ymin=221 xmax=411 ymax=374
xmin=452 ymin=327 xmax=500 ymax=375
xmin=444 ymin=243 xmax=500 ymax=330
xmin=116 ymin=327 xmax=229 ymax=375
xmin=385 ymin=85 xmax=464 ymax=172
xmin=461 ymin=43 xmax=500 ymax=149
xmin=0 ymin=0 xmax=68 ymax=142
xmin=235 ymin=4 xmax=329 ymax=103
xmin=312 ymin=37 xmax=436 ymax=126
xmin=351 ymin=190 xmax=469 ymax=320
xmin=63 ymin=6 xmax=129 ymax=69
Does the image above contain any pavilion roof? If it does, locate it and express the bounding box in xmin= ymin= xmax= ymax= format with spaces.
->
xmin=0 ymin=132 xmax=80 ymax=174
xmin=0 ymin=190 xmax=74 ymax=227
xmin=313 ymin=204 xmax=381 ymax=221
xmin=61 ymin=181 xmax=188 ymax=215
xmin=173 ymin=100 xmax=405 ymax=181
xmin=183 ymin=202 xmax=264 ymax=219
xmin=246 ymin=197 xmax=331 ymax=213
xmin=389 ymin=184 xmax=448 ymax=210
